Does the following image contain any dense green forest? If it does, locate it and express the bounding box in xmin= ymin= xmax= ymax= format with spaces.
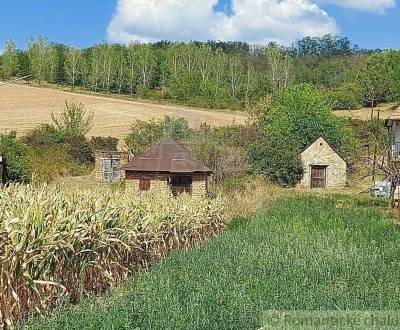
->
xmin=1 ymin=34 xmax=400 ymax=110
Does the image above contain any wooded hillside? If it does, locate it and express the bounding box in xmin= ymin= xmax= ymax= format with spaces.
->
xmin=2 ymin=34 xmax=398 ymax=110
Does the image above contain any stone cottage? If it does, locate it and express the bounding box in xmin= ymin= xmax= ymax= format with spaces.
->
xmin=298 ymin=136 xmax=347 ymax=189
xmin=123 ymin=137 xmax=212 ymax=195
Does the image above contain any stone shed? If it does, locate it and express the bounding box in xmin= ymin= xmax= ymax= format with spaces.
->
xmin=93 ymin=151 xmax=129 ymax=183
xmin=124 ymin=137 xmax=212 ymax=195
xmin=298 ymin=136 xmax=347 ymax=189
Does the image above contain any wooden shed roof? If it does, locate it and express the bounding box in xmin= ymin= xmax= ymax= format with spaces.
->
xmin=123 ymin=137 xmax=212 ymax=174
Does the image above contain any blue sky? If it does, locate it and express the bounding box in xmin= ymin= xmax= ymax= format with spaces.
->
xmin=0 ymin=0 xmax=398 ymax=50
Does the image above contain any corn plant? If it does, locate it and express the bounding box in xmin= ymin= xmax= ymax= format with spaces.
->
xmin=0 ymin=183 xmax=227 ymax=328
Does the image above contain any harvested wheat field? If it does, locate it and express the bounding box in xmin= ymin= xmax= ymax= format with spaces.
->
xmin=334 ymin=103 xmax=397 ymax=121
xmin=0 ymin=84 xmax=247 ymax=141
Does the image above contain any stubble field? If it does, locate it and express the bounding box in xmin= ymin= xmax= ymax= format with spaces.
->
xmin=0 ymin=84 xmax=247 ymax=141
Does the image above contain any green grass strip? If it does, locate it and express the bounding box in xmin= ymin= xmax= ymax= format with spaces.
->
xmin=24 ymin=195 xmax=400 ymax=330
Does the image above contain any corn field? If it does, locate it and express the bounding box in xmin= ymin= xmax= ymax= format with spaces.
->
xmin=0 ymin=183 xmax=227 ymax=328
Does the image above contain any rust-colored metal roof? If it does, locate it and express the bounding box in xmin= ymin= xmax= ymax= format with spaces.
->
xmin=123 ymin=137 xmax=212 ymax=174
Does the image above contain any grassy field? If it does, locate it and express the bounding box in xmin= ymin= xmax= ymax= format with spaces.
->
xmin=0 ymin=84 xmax=247 ymax=141
xmin=24 ymin=195 xmax=400 ymax=330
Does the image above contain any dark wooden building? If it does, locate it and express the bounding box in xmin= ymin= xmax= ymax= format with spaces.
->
xmin=124 ymin=137 xmax=212 ymax=195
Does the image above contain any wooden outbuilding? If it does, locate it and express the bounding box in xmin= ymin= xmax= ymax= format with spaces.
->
xmin=385 ymin=112 xmax=400 ymax=160
xmin=93 ymin=151 xmax=129 ymax=183
xmin=124 ymin=137 xmax=212 ymax=195
xmin=297 ymin=136 xmax=347 ymax=189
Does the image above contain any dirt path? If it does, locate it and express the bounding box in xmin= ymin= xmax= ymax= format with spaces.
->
xmin=0 ymin=84 xmax=247 ymax=141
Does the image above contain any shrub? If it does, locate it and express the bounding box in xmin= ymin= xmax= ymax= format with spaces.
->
xmin=23 ymin=146 xmax=73 ymax=182
xmin=65 ymin=136 xmax=94 ymax=165
xmin=249 ymin=132 xmax=303 ymax=187
xmin=256 ymin=84 xmax=358 ymax=163
xmin=125 ymin=119 xmax=164 ymax=156
xmin=163 ymin=115 xmax=194 ymax=141
xmin=125 ymin=116 xmax=193 ymax=156
xmin=329 ymin=83 xmax=362 ymax=110
xmin=0 ymin=131 xmax=28 ymax=181
xmin=90 ymin=136 xmax=119 ymax=151
xmin=51 ymin=100 xmax=94 ymax=137
xmin=22 ymin=124 xmax=70 ymax=149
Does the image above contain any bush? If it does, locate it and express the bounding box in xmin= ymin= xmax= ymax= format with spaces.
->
xmin=23 ymin=146 xmax=72 ymax=182
xmin=22 ymin=124 xmax=70 ymax=148
xmin=221 ymin=176 xmax=249 ymax=193
xmin=65 ymin=136 xmax=94 ymax=165
xmin=125 ymin=116 xmax=193 ymax=156
xmin=163 ymin=115 xmax=194 ymax=141
xmin=329 ymin=83 xmax=362 ymax=110
xmin=90 ymin=136 xmax=119 ymax=151
xmin=256 ymin=84 xmax=359 ymax=163
xmin=51 ymin=100 xmax=94 ymax=137
xmin=125 ymin=119 xmax=164 ymax=157
xmin=0 ymin=131 xmax=28 ymax=181
xmin=249 ymin=132 xmax=303 ymax=187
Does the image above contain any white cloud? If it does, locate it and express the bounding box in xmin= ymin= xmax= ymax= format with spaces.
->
xmin=107 ymin=0 xmax=394 ymax=45
xmin=317 ymin=0 xmax=396 ymax=13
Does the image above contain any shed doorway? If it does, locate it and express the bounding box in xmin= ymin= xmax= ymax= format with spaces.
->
xmin=169 ymin=175 xmax=192 ymax=195
xmin=101 ymin=158 xmax=121 ymax=183
xmin=310 ymin=166 xmax=327 ymax=189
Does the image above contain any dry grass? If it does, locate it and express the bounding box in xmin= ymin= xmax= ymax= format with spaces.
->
xmin=334 ymin=103 xmax=397 ymax=121
xmin=0 ymin=84 xmax=247 ymax=142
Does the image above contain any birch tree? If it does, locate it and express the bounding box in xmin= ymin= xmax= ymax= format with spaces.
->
xmin=136 ymin=44 xmax=155 ymax=87
xmin=47 ymin=44 xmax=59 ymax=83
xmin=90 ymin=46 xmax=102 ymax=92
xmin=27 ymin=36 xmax=49 ymax=85
xmin=228 ymin=54 xmax=242 ymax=98
xmin=266 ymin=43 xmax=293 ymax=91
xmin=127 ymin=42 xmax=138 ymax=95
xmin=65 ymin=46 xmax=82 ymax=89
xmin=1 ymin=39 xmax=19 ymax=79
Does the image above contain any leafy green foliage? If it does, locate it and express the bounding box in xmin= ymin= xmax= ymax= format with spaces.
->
xmin=125 ymin=116 xmax=193 ymax=156
xmin=250 ymin=85 xmax=358 ymax=185
xmin=65 ymin=136 xmax=94 ymax=165
xmin=249 ymin=132 xmax=303 ymax=187
xmin=25 ymin=196 xmax=400 ymax=329
xmin=329 ymin=82 xmax=362 ymax=110
xmin=90 ymin=136 xmax=119 ymax=151
xmin=23 ymin=146 xmax=73 ymax=183
xmin=20 ymin=102 xmax=96 ymax=182
xmin=263 ymin=84 xmax=357 ymax=159
xmin=51 ymin=101 xmax=94 ymax=137
xmin=0 ymin=131 xmax=27 ymax=181
xmin=1 ymin=34 xmax=370 ymax=110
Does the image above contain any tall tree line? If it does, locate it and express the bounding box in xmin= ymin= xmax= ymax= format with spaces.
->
xmin=0 ymin=35 xmax=382 ymax=109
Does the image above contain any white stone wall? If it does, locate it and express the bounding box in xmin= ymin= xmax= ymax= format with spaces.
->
xmin=298 ymin=137 xmax=347 ymax=189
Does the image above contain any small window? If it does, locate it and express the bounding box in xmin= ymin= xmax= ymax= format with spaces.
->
xmin=139 ymin=178 xmax=151 ymax=191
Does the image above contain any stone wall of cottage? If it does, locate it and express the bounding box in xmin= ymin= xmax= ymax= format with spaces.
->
xmin=192 ymin=173 xmax=209 ymax=196
xmin=125 ymin=171 xmax=170 ymax=193
xmin=298 ymin=137 xmax=347 ymax=188
xmin=125 ymin=171 xmax=209 ymax=195
xmin=93 ymin=151 xmax=129 ymax=182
